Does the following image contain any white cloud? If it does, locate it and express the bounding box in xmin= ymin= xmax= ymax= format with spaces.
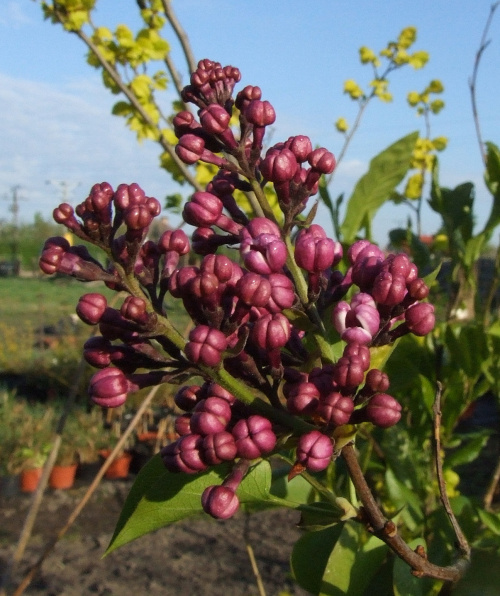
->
xmin=0 ymin=73 xmax=183 ymax=224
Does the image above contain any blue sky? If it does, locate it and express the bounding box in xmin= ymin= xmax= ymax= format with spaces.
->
xmin=1 ymin=0 xmax=499 ymax=244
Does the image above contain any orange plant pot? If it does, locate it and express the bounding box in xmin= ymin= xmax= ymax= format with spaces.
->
xmin=100 ymin=450 xmax=132 ymax=479
xmin=49 ymin=464 xmax=78 ymax=490
xmin=21 ymin=468 xmax=43 ymax=493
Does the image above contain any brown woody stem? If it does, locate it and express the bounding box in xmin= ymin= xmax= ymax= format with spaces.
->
xmin=342 ymin=443 xmax=470 ymax=583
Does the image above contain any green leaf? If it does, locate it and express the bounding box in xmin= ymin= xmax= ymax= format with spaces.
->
xmin=298 ymin=501 xmax=346 ymax=531
xmin=291 ymin=524 xmax=344 ymax=594
xmin=477 ymin=508 xmax=500 ymax=536
xmin=445 ymin=431 xmax=491 ymax=469
xmin=340 ymin=131 xmax=418 ymax=243
xmin=393 ymin=538 xmax=429 ymax=596
xmin=106 ymin=455 xmax=271 ymax=554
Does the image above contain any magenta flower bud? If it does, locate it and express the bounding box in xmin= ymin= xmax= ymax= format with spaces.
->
xmin=408 ymin=278 xmax=429 ymax=300
xmin=372 ymin=271 xmax=407 ymax=306
xmin=236 ymin=272 xmax=272 ymax=307
xmin=174 ymin=385 xmax=203 ymax=411
xmin=343 ymin=343 xmax=371 ymax=371
xmin=240 ymin=222 xmax=287 ymax=275
xmin=183 ymin=191 xmax=223 ymax=227
xmin=351 ymin=241 xmax=384 ymax=264
xmin=119 ymin=296 xmax=149 ymax=325
xmin=365 ymin=369 xmax=390 ymax=393
xmin=333 ymin=356 xmax=365 ymax=389
xmin=232 ymin=415 xmax=276 ymax=459
xmin=39 ymin=236 xmax=70 ymax=274
xmin=173 ymin=110 xmax=200 ymax=137
xmin=244 ymin=99 xmax=276 ymax=128
xmin=200 ymin=254 xmax=234 ymax=283
xmin=89 ymin=367 xmax=129 ymax=408
xmin=199 ymin=104 xmax=231 ymax=134
xmin=185 ymin=325 xmax=228 ymax=367
xmin=175 ymin=414 xmax=192 ymax=436
xmin=267 ymin=273 xmax=295 ymax=312
xmin=52 ymin=203 xmax=81 ymax=232
xmin=295 ymin=225 xmax=338 ymax=273
xmin=383 ymin=253 xmax=412 ymax=280
xmin=201 ymin=431 xmax=238 ymax=465
xmin=405 ymin=303 xmax=435 ymax=336
xmin=286 ymin=382 xmax=320 ymax=415
xmin=333 ymin=295 xmax=380 ymax=345
xmin=285 ymin=135 xmax=313 ymax=163
xmin=190 ymin=397 xmax=232 ymax=436
xmin=365 ymin=393 xmax=402 ymax=428
xmin=168 ymin=266 xmax=199 ymax=298
xmin=251 ymin=312 xmax=291 ymax=351
xmin=113 ymin=183 xmax=145 ymax=210
xmin=161 ymin=434 xmax=207 ymax=474
xmin=318 ymin=392 xmax=354 ymax=426
xmin=295 ymin=430 xmax=334 ymax=472
xmin=204 ymin=382 xmax=236 ymax=405
xmin=176 ymin=134 xmax=227 ymax=167
xmin=76 ymin=293 xmax=108 ymax=325
xmin=235 ymin=85 xmax=262 ymax=111
xmin=351 ymin=255 xmax=384 ymax=291
xmin=83 ymin=336 xmax=112 ymax=368
xmin=308 ymin=147 xmax=336 ymax=174
xmin=259 ymin=147 xmax=298 ymax=184
xmin=201 ymin=485 xmax=239 ymax=519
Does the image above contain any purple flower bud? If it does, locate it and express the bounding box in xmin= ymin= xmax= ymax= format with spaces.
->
xmin=113 ymin=183 xmax=145 ymax=210
xmin=365 ymin=369 xmax=390 ymax=393
xmin=175 ymin=414 xmax=192 ymax=436
xmin=351 ymin=254 xmax=384 ymax=291
xmin=286 ymin=382 xmax=320 ymax=415
xmin=372 ymin=271 xmax=407 ymax=306
xmin=158 ymin=229 xmax=191 ymax=255
xmin=295 ymin=430 xmax=334 ymax=472
xmin=236 ymin=272 xmax=272 ymax=307
xmin=168 ymin=266 xmax=199 ymax=298
xmin=76 ymin=293 xmax=108 ymax=325
xmin=259 ymin=147 xmax=298 ymax=184
xmin=365 ymin=393 xmax=401 ymax=428
xmin=201 ymin=431 xmax=238 ymax=465
xmin=285 ymin=135 xmax=313 ymax=163
xmin=407 ymin=278 xmax=429 ymax=300
xmin=89 ymin=367 xmax=129 ymax=408
xmin=333 ymin=356 xmax=365 ymax=389
xmin=185 ymin=325 xmax=228 ymax=367
xmin=190 ymin=397 xmax=232 ymax=436
xmin=199 ymin=104 xmax=237 ymax=148
xmin=176 ymin=134 xmax=228 ymax=167
xmin=39 ymin=237 xmax=70 ymax=274
xmin=318 ymin=392 xmax=354 ymax=426
xmin=308 ymin=148 xmax=336 ymax=174
xmin=295 ymin=225 xmax=339 ymax=273
xmin=204 ymin=382 xmax=236 ymax=405
xmin=267 ymin=273 xmax=295 ymax=312
xmin=405 ymin=303 xmax=435 ymax=336
xmin=244 ymin=100 xmax=276 ymax=128
xmin=161 ymin=434 xmax=207 ymax=474
xmin=347 ymin=241 xmax=384 ymax=265
xmin=240 ymin=221 xmax=287 ymax=275
xmin=83 ymin=336 xmax=112 ymax=368
xmin=201 ymin=485 xmax=239 ymax=519
xmin=251 ymin=313 xmax=291 ymax=351
xmin=383 ymin=253 xmax=413 ymax=280
xmin=183 ymin=191 xmax=223 ymax=227
xmin=235 ymin=85 xmax=262 ymax=111
xmin=174 ymin=385 xmax=203 ymax=411
xmin=343 ymin=343 xmax=371 ymax=371
xmin=120 ymin=296 xmax=149 ymax=325
xmin=232 ymin=415 xmax=276 ymax=459
xmin=332 ymin=295 xmax=380 ymax=345
xmin=200 ymin=254 xmax=234 ymax=283
xmin=53 ymin=203 xmax=82 ymax=233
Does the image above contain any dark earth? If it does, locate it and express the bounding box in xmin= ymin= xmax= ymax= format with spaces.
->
xmin=0 ymin=472 xmax=309 ymax=596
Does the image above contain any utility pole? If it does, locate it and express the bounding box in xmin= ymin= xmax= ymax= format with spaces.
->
xmin=5 ymin=185 xmax=24 ymax=274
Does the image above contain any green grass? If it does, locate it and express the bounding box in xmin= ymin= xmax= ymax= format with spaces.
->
xmin=0 ymin=276 xmax=114 ymax=329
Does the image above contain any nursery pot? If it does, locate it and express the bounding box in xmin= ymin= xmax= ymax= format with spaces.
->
xmin=21 ymin=467 xmax=43 ymax=493
xmin=100 ymin=450 xmax=132 ymax=479
xmin=49 ymin=464 xmax=78 ymax=490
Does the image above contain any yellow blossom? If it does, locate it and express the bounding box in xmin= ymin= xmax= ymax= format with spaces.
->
xmin=343 ymin=79 xmax=364 ymax=100
xmin=335 ymin=117 xmax=349 ymax=133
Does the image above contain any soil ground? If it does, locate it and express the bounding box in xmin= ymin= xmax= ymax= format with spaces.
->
xmin=0 ymin=474 xmax=309 ymax=596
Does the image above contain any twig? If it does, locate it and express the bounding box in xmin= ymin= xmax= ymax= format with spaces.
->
xmin=484 ymin=455 xmax=500 ymax=511
xmin=432 ymin=383 xmax=471 ymax=557
xmin=342 ymin=443 xmax=470 ymax=582
xmin=11 ymin=385 xmax=160 ymax=596
xmin=243 ymin=514 xmax=267 ymax=596
xmin=469 ymin=2 xmax=500 ymax=166
xmin=160 ymin=0 xmax=197 ymax=74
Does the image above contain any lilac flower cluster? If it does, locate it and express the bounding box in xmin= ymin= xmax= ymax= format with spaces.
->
xmin=40 ymin=59 xmax=435 ymax=520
